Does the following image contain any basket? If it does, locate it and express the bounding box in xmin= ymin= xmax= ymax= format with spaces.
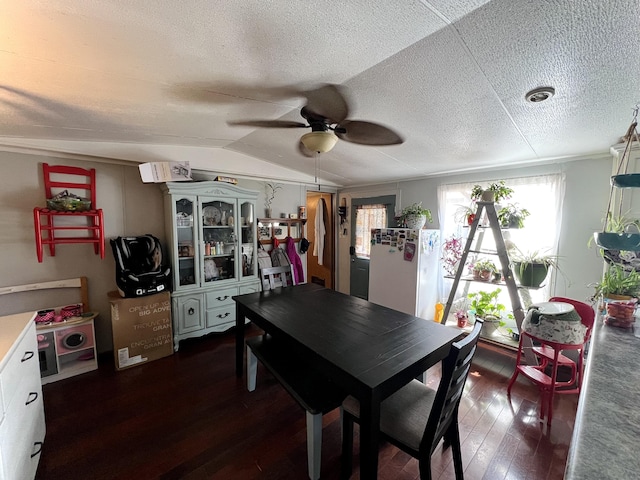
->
xmin=46 ymin=190 xmax=92 ymax=212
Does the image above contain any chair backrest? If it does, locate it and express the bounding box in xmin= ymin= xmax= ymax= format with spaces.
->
xmin=548 ymin=296 xmax=596 ymax=341
xmin=421 ymin=318 xmax=484 ymax=456
xmin=43 ymin=163 xmax=97 ymax=207
xmin=260 ymin=265 xmax=294 ymax=290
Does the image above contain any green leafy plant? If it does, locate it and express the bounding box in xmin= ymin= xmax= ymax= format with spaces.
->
xmin=399 ymin=202 xmax=433 ymax=223
xmin=497 ymin=203 xmax=530 ymax=228
xmin=472 ymin=258 xmax=499 ymax=274
xmin=471 ymin=180 xmax=514 ymax=203
xmin=508 ymin=246 xmax=562 ymax=288
xmin=591 ymin=264 xmax=640 ymax=299
xmin=467 ymin=289 xmax=506 ymax=321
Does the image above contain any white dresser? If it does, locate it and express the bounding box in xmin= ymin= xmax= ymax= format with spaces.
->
xmin=0 ymin=313 xmax=46 ymax=480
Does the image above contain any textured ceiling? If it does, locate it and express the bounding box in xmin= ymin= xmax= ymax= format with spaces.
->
xmin=1 ymin=0 xmax=639 ymax=186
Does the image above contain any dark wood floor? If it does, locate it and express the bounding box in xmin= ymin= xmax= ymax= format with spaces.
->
xmin=35 ymin=325 xmax=578 ymax=480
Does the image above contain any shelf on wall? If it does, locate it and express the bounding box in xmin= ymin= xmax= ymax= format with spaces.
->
xmin=258 ymin=217 xmax=307 ymax=245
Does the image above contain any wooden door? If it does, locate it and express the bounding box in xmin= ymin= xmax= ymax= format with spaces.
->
xmin=306 ymin=192 xmax=334 ymax=289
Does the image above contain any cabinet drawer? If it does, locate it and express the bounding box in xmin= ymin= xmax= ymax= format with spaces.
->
xmin=0 ymin=373 xmax=43 ymax=480
xmin=1 ymin=398 xmax=45 ymax=480
xmin=205 ymin=287 xmax=237 ymax=308
xmin=206 ymin=305 xmax=236 ymax=328
xmin=1 ymin=323 xmax=38 ymax=411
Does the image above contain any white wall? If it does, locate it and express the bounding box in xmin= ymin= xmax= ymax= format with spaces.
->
xmin=338 ymin=156 xmax=612 ymax=303
xmin=0 ymin=153 xmax=309 ymax=353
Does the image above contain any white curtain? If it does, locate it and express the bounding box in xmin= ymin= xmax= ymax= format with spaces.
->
xmin=354 ymin=204 xmax=387 ymax=258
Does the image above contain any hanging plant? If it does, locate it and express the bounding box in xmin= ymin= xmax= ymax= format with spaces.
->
xmin=441 ymin=235 xmax=463 ymax=276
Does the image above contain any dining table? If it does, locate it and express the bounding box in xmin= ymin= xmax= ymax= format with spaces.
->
xmin=233 ymin=283 xmax=463 ymax=480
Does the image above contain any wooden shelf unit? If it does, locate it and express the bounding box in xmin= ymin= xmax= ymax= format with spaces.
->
xmin=258 ymin=218 xmax=307 ymax=245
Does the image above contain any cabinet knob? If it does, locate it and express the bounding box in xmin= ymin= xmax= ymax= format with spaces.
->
xmin=188 ymin=307 xmax=195 ymax=315
xmin=216 ymin=295 xmax=229 ymax=301
xmin=31 ymin=441 xmax=44 ymax=458
xmin=25 ymin=391 xmax=39 ymax=406
xmin=21 ymin=351 xmax=35 ymax=362
xmin=217 ymin=312 xmax=230 ymax=319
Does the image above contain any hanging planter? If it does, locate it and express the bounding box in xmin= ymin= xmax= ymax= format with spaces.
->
xmin=513 ymin=261 xmax=549 ymax=288
xmin=594 ymin=117 xmax=640 ymax=252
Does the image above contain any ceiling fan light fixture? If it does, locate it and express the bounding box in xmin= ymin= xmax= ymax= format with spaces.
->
xmin=300 ymin=131 xmax=338 ymax=153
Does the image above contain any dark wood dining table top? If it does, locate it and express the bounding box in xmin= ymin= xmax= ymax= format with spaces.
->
xmin=233 ymin=283 xmax=463 ymax=479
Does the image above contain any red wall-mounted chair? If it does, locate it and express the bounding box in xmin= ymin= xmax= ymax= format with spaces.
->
xmin=507 ymin=297 xmax=595 ymax=425
xmin=33 ymin=163 xmax=105 ymax=262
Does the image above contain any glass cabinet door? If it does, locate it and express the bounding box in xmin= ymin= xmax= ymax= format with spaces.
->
xmin=239 ymin=201 xmax=256 ymax=278
xmin=175 ymin=197 xmax=197 ymax=288
xmin=201 ymin=198 xmax=236 ymax=283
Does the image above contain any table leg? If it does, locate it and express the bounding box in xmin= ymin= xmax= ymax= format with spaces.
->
xmin=359 ymin=392 xmax=381 ymax=479
xmin=235 ymin=304 xmax=244 ymax=377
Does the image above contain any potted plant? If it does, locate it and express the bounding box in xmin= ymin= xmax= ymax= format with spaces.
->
xmin=398 ymin=202 xmax=432 ymax=229
xmin=472 ymin=258 xmax=499 ymax=282
xmin=468 ymin=289 xmax=507 ymax=335
xmin=509 ymin=247 xmax=559 ymax=288
xmin=471 ymin=180 xmax=514 ymax=203
xmin=264 ymin=182 xmax=282 ymax=218
xmin=592 ymin=264 xmax=640 ymax=328
xmin=441 ymin=235 xmax=463 ymax=276
xmin=454 ymin=309 xmax=468 ymax=328
xmin=454 ymin=204 xmax=476 ymax=226
xmin=497 ymin=203 xmax=530 ymax=228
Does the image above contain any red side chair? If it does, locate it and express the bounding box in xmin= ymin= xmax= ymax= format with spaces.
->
xmin=507 ymin=298 xmax=595 ymax=425
xmin=33 ymin=163 xmax=105 ymax=262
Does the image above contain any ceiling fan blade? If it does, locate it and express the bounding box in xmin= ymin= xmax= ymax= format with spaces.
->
xmin=228 ymin=120 xmax=308 ymax=128
xmin=335 ymin=120 xmax=404 ymax=146
xmin=303 ymin=84 xmax=349 ymax=124
xmin=297 ymin=140 xmax=316 ymax=158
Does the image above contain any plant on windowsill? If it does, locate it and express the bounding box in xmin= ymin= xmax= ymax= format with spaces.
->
xmin=497 ymin=203 xmax=530 ymax=229
xmin=467 ymin=289 xmax=507 ymax=335
xmin=470 ymin=180 xmax=514 ymax=203
xmin=398 ymin=202 xmax=433 ymax=229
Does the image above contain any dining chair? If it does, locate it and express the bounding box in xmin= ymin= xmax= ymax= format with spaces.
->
xmin=260 ymin=265 xmax=294 ymax=290
xmin=246 ymin=335 xmax=346 ymax=480
xmin=507 ymin=297 xmax=594 ymax=425
xmin=341 ymin=318 xmax=484 ymax=480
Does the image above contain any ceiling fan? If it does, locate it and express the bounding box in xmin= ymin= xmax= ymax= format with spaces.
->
xmin=227 ymin=84 xmax=404 ymax=156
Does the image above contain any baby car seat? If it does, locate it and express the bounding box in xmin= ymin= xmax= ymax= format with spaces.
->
xmin=110 ymin=234 xmax=171 ymax=297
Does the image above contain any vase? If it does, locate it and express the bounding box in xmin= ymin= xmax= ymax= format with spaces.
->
xmin=405 ymin=214 xmax=426 ymax=230
xmin=265 ymin=208 xmax=272 ymax=218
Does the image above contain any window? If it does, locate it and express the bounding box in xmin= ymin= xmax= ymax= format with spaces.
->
xmin=354 ymin=204 xmax=388 ymax=258
xmin=437 ymin=174 xmax=566 ymax=310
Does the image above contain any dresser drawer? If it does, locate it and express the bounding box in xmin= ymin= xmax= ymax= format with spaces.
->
xmin=1 ymin=323 xmax=38 ymax=411
xmin=206 ymin=305 xmax=236 ymax=329
xmin=0 ymin=371 xmax=43 ymax=480
xmin=205 ymin=287 xmax=237 ymax=308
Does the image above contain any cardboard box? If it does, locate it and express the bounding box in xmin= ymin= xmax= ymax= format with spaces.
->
xmin=138 ymin=161 xmax=192 ymax=183
xmin=109 ymin=291 xmax=173 ymax=370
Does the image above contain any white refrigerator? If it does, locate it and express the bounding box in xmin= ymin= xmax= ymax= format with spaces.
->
xmin=368 ymin=228 xmax=440 ymax=320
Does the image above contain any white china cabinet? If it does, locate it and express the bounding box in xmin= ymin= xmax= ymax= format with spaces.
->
xmin=162 ymin=182 xmax=260 ymax=349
